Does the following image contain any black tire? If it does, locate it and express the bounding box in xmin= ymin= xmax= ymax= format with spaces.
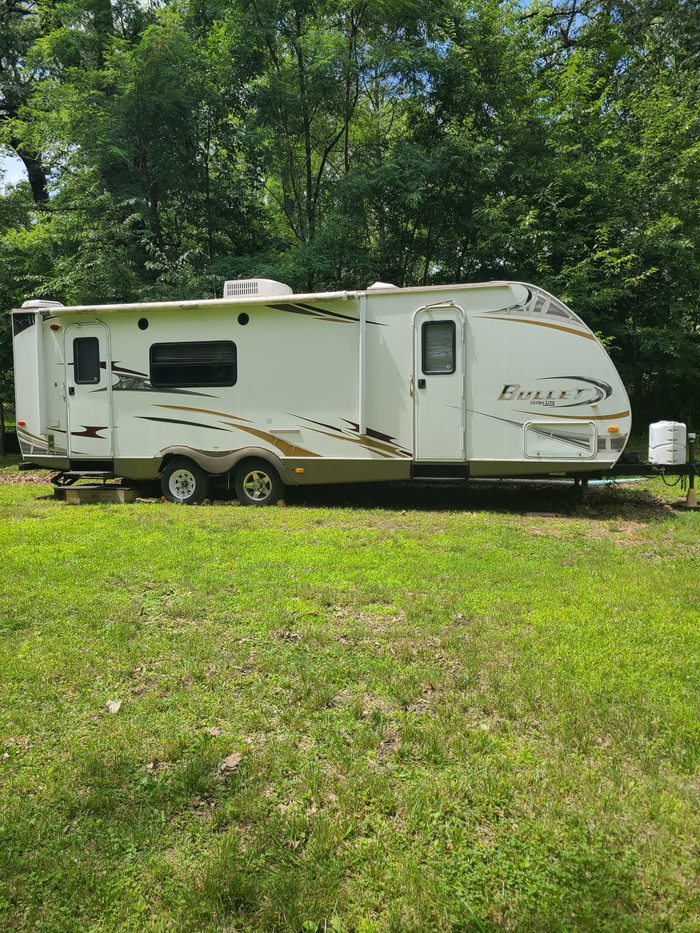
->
xmin=161 ymin=457 xmax=209 ymax=504
xmin=234 ymin=458 xmax=284 ymax=506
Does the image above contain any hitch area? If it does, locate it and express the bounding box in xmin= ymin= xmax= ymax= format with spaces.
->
xmin=604 ymin=428 xmax=698 ymax=510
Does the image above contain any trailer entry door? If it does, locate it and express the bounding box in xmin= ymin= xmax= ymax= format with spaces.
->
xmin=413 ymin=307 xmax=465 ymax=461
xmin=64 ymin=323 xmax=113 ymax=459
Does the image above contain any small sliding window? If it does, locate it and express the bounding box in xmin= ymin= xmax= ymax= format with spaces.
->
xmin=150 ymin=341 xmax=237 ymax=388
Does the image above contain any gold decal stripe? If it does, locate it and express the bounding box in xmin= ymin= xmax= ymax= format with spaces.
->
xmin=484 ymin=317 xmax=597 ymax=341
xmin=219 ymin=422 xmax=320 ymax=458
xmin=156 ymin=404 xmax=253 ymax=423
xmin=155 ymin=405 xmax=408 ymax=458
xmin=17 ymin=426 xmax=47 ymax=445
xmin=305 ymin=426 xmax=408 ymax=459
xmin=361 ymin=437 xmax=411 ymax=458
xmin=515 ymin=409 xmax=630 ymax=421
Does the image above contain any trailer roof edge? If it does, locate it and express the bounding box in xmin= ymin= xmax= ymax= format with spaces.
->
xmin=10 ymin=280 xmax=516 ymax=315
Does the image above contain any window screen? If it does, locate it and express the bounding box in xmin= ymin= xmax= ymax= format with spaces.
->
xmin=73 ymin=337 xmax=101 ymax=384
xmin=422 ymin=321 xmax=456 ymax=374
xmin=150 ymin=341 xmax=237 ymax=388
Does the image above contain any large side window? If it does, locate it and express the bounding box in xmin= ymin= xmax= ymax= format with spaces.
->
xmin=73 ymin=337 xmax=101 ymax=384
xmin=422 ymin=321 xmax=456 ymax=374
xmin=150 ymin=341 xmax=237 ymax=388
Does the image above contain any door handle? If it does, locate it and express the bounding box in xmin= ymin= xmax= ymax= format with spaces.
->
xmin=409 ymin=374 xmax=414 ymax=397
xmin=68 ymin=386 xmax=75 ymax=396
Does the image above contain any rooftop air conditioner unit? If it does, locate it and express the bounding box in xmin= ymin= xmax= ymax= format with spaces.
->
xmin=222 ymin=278 xmax=293 ymax=299
xmin=21 ymin=299 xmax=65 ymax=309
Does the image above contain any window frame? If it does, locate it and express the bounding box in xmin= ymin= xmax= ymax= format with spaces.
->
xmin=73 ymin=336 xmax=101 ymax=385
xmin=421 ymin=320 xmax=456 ymax=375
xmin=149 ymin=340 xmax=238 ymax=389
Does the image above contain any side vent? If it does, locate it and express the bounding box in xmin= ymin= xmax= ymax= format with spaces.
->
xmin=223 ymin=278 xmax=292 ymax=299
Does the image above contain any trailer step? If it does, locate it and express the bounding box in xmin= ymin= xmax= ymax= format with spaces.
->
xmin=52 ymin=470 xmax=116 ymax=487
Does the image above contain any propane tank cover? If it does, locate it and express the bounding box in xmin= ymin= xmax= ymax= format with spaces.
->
xmin=648 ymin=421 xmax=687 ymax=465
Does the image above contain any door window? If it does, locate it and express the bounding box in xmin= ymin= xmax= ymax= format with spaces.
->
xmin=422 ymin=321 xmax=456 ymax=374
xmin=73 ymin=337 xmax=101 ymax=384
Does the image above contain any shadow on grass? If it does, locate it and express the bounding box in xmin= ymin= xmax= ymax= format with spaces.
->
xmin=10 ymin=468 xmax=677 ymax=523
xmin=284 ymin=480 xmax=676 ymax=523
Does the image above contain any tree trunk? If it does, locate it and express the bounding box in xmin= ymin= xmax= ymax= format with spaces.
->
xmin=92 ymin=0 xmax=114 ymax=35
xmin=137 ymin=144 xmax=164 ymax=251
xmin=10 ymin=138 xmax=49 ymax=203
xmin=92 ymin=0 xmax=115 ymax=67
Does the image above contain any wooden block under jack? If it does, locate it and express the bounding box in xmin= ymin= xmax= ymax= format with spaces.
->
xmin=56 ymin=485 xmax=138 ymax=504
xmin=673 ymin=487 xmax=699 ymax=511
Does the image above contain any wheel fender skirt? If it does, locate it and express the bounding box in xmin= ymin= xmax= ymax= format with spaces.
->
xmin=158 ymin=445 xmax=294 ymax=483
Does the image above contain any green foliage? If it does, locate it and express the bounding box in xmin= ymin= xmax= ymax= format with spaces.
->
xmin=0 ymin=0 xmax=698 ymax=421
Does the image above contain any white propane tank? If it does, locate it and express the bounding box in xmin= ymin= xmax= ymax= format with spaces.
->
xmin=648 ymin=421 xmax=687 ymax=466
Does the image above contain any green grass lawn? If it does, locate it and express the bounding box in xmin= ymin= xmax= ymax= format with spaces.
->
xmin=1 ymin=458 xmax=698 ymax=931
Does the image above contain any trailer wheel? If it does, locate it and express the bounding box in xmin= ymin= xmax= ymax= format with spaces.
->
xmin=161 ymin=457 xmax=209 ymax=504
xmin=234 ymin=459 xmax=284 ymax=506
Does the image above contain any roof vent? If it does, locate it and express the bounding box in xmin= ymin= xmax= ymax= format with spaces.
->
xmin=367 ymin=281 xmax=399 ymax=290
xmin=223 ymin=278 xmax=292 ymax=299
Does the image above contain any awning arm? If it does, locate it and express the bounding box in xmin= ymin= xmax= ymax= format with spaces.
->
xmin=358 ymin=293 xmax=367 ymax=436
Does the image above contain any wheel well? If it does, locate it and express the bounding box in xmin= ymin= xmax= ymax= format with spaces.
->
xmin=159 ymin=452 xmax=177 ymax=474
xmin=157 ymin=446 xmax=292 ymax=482
xmin=233 ymin=456 xmax=278 ymax=476
xmin=159 ymin=451 xmax=198 ymax=476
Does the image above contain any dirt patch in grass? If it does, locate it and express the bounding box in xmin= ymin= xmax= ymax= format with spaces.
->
xmin=581 ymin=519 xmax=647 ymax=545
xmin=405 ymin=684 xmax=436 ymax=715
xmin=522 ymin=515 xmax=650 ymax=546
xmin=331 ymin=604 xmax=405 ymax=627
xmin=374 ymin=725 xmax=401 ymax=764
xmin=0 ymin=468 xmax=52 ymax=484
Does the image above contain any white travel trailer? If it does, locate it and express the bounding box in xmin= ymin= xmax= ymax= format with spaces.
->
xmin=11 ymin=279 xmax=632 ymax=504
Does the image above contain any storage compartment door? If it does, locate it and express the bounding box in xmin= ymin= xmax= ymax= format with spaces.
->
xmin=523 ymin=421 xmax=596 ymax=460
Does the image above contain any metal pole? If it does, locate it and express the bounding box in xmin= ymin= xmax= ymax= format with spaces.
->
xmin=685 ymin=432 xmax=697 ymax=508
xmin=358 ymin=293 xmax=367 ymax=436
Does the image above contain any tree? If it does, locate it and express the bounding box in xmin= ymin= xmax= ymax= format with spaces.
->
xmin=0 ymin=0 xmax=697 ymax=423
xmin=0 ymin=1 xmax=49 ymax=202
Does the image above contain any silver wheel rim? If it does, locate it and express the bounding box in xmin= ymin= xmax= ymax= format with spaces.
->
xmin=243 ymin=469 xmax=272 ymax=501
xmin=168 ymin=468 xmax=197 ymax=500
